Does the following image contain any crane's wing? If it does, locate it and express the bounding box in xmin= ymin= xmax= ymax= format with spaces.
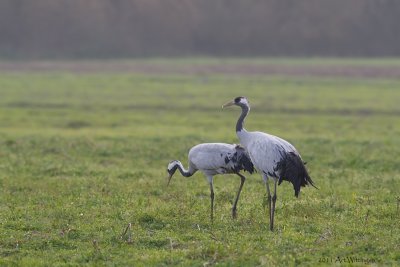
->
xmin=243 ymin=132 xmax=317 ymax=197
xmin=233 ymin=145 xmax=255 ymax=174
xmin=275 ymin=151 xmax=317 ymax=197
xmin=189 ymin=143 xmax=236 ymax=172
xmin=244 ymin=133 xmax=289 ymax=176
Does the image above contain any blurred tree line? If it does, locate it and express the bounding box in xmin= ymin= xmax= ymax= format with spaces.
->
xmin=0 ymin=0 xmax=399 ymax=59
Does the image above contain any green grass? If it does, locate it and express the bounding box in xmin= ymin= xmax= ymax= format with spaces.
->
xmin=0 ymin=64 xmax=399 ymax=266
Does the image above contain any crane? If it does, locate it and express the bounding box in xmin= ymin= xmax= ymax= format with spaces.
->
xmin=167 ymin=143 xmax=254 ymax=221
xmin=222 ymin=96 xmax=316 ymax=230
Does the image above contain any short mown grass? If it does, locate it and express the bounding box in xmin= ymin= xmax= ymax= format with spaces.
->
xmin=0 ymin=62 xmax=399 ymax=266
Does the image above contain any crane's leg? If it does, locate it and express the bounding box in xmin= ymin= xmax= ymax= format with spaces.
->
xmin=270 ymin=179 xmax=278 ymax=231
xmin=207 ymin=176 xmax=215 ymax=222
xmin=232 ymin=173 xmax=246 ymax=219
xmin=263 ymin=175 xmax=273 ymax=230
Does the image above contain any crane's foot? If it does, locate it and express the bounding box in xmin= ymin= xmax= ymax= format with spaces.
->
xmin=232 ymin=208 xmax=238 ymax=219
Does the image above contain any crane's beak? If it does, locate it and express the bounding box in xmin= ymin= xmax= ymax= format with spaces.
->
xmin=166 ymin=173 xmax=173 ymax=186
xmin=222 ymin=100 xmax=235 ymax=109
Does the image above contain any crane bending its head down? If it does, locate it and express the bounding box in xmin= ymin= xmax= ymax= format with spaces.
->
xmin=222 ymin=96 xmax=316 ymax=230
xmin=167 ymin=143 xmax=254 ymax=221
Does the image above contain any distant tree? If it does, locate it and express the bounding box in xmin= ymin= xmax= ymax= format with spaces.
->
xmin=0 ymin=0 xmax=399 ymax=58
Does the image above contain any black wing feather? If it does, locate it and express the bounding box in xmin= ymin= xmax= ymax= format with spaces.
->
xmin=234 ymin=145 xmax=255 ymax=174
xmin=276 ymin=151 xmax=317 ymax=197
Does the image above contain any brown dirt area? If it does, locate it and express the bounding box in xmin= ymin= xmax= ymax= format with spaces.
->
xmin=1 ymin=61 xmax=400 ymax=78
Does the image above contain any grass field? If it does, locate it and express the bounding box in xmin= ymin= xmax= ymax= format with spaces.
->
xmin=0 ymin=59 xmax=399 ymax=266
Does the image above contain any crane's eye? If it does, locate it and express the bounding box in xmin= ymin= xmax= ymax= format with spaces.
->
xmin=234 ymin=96 xmax=243 ymax=103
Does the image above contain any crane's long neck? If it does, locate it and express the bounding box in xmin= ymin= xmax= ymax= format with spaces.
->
xmin=236 ymin=105 xmax=249 ymax=133
xmin=172 ymin=161 xmax=192 ymax=177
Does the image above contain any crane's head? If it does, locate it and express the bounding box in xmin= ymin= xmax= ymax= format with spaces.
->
xmin=166 ymin=160 xmax=179 ymax=186
xmin=222 ymin=96 xmax=249 ymax=109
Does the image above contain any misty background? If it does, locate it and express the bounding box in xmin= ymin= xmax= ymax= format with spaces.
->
xmin=0 ymin=0 xmax=400 ymax=59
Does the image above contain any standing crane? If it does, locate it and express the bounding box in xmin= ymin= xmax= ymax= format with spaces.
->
xmin=167 ymin=143 xmax=254 ymax=221
xmin=222 ymin=96 xmax=316 ymax=231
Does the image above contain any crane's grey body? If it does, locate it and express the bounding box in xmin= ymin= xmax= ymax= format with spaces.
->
xmin=223 ymin=96 xmax=316 ymax=230
xmin=189 ymin=143 xmax=250 ymax=176
xmin=238 ymin=130 xmax=297 ymax=179
xmin=167 ymin=143 xmax=254 ymax=220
